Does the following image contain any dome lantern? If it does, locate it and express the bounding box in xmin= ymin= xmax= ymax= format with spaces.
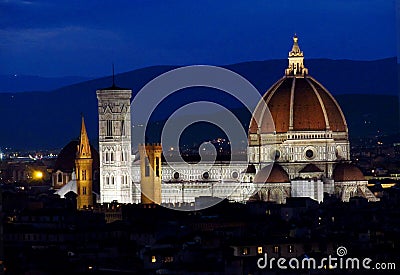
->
xmin=285 ymin=34 xmax=309 ymax=76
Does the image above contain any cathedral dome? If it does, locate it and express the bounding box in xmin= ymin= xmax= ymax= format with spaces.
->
xmin=249 ymin=36 xmax=347 ymax=135
xmin=54 ymin=140 xmax=100 ymax=172
xmin=333 ymin=163 xmax=365 ymax=182
xmin=254 ymin=163 xmax=290 ymax=183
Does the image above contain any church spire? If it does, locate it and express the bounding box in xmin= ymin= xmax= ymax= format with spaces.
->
xmin=285 ymin=34 xmax=308 ymax=76
xmin=77 ymin=115 xmax=92 ymax=159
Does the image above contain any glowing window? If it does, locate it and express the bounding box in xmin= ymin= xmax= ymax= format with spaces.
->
xmin=257 ymin=246 xmax=263 ymax=254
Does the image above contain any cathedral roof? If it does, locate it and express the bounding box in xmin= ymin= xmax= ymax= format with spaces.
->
xmin=249 ymin=35 xmax=347 ymax=135
xmin=299 ymin=163 xmax=323 ymax=173
xmin=243 ymin=164 xmax=256 ymax=174
xmin=254 ymin=163 xmax=290 ymax=183
xmin=333 ymin=163 xmax=365 ymax=182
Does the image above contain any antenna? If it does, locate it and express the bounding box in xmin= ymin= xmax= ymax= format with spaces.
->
xmin=112 ymin=63 xmax=115 ymax=87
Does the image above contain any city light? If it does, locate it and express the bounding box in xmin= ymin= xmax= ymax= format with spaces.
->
xmin=33 ymin=171 xmax=43 ymax=180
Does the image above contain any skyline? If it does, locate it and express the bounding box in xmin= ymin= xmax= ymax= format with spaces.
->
xmin=0 ymin=0 xmax=399 ymax=77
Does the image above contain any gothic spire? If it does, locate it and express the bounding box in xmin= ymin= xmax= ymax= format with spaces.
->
xmin=77 ymin=115 xmax=92 ymax=159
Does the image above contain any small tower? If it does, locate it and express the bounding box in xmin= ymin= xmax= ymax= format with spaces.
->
xmin=139 ymin=144 xmax=162 ymax=204
xmin=285 ymin=34 xmax=309 ymax=76
xmin=75 ymin=116 xmax=93 ymax=209
xmin=96 ymin=75 xmax=133 ymax=204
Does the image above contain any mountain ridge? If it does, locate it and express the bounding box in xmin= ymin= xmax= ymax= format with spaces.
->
xmin=0 ymin=58 xmax=398 ymax=150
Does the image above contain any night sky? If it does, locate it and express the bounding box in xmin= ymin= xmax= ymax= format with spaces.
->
xmin=0 ymin=0 xmax=398 ymax=78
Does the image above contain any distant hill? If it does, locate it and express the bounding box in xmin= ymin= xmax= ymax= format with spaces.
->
xmin=0 ymin=58 xmax=398 ymax=150
xmin=0 ymin=75 xmax=91 ymax=93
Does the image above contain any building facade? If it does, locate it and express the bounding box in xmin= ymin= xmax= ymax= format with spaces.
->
xmin=97 ymin=36 xmax=378 ymax=205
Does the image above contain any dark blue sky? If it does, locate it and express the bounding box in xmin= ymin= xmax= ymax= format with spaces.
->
xmin=0 ymin=0 xmax=398 ymax=77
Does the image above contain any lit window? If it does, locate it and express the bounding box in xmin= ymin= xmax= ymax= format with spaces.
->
xmin=273 ymin=246 xmax=279 ymax=254
xmin=242 ymin=247 xmax=249 ymax=255
xmin=288 ymin=245 xmax=294 ymax=253
xmin=151 ymin=255 xmax=156 ymax=263
xmin=257 ymin=246 xmax=263 ymax=254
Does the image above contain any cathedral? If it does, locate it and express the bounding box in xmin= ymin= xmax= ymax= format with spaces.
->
xmin=56 ymin=35 xmax=379 ymax=208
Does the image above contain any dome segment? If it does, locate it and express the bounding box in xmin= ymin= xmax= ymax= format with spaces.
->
xmin=254 ymin=163 xmax=290 ymax=183
xmin=333 ymin=163 xmax=365 ymax=182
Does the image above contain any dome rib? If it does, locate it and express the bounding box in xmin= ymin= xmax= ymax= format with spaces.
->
xmin=249 ymin=76 xmax=285 ymax=134
xmin=288 ymin=77 xmax=296 ymax=130
xmin=306 ymin=78 xmax=330 ymax=130
xmin=308 ymin=77 xmax=348 ymax=132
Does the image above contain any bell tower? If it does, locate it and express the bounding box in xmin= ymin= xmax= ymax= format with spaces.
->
xmin=139 ymin=144 xmax=162 ymax=204
xmin=75 ymin=116 xmax=93 ymax=209
xmin=96 ymin=81 xmax=133 ymax=204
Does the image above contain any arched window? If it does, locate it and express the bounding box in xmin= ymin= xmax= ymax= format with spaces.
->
xmin=82 ymin=170 xmax=86 ymax=180
xmin=57 ymin=173 xmax=62 ymax=183
xmin=111 ymin=175 xmax=114 ymax=185
xmin=121 ymin=120 xmax=125 ymax=136
xmin=106 ymin=120 xmax=113 ymax=136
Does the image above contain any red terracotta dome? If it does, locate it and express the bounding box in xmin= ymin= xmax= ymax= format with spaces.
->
xmin=249 ymin=76 xmax=347 ymax=134
xmin=333 ymin=163 xmax=365 ymax=182
xmin=249 ymin=35 xmax=347 ymax=135
xmin=254 ymin=163 xmax=290 ymax=183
